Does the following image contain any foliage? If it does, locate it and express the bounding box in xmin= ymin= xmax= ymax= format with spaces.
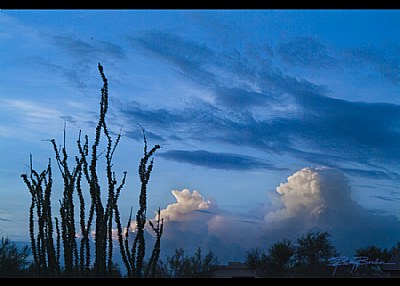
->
xmin=0 ymin=237 xmax=30 ymax=277
xmin=246 ymin=231 xmax=336 ymax=277
xmin=21 ymin=64 xmax=162 ymax=277
xmin=245 ymin=248 xmax=267 ymax=271
xmin=354 ymin=245 xmax=392 ymax=262
xmin=161 ymin=248 xmax=217 ymax=278
xmin=246 ymin=240 xmax=295 ymax=277
xmin=267 ymin=239 xmax=295 ymax=276
xmin=350 ymin=245 xmax=393 ymax=277
xmin=294 ymin=231 xmax=336 ymax=277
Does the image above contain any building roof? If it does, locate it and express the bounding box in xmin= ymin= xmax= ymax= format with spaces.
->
xmin=212 ymin=262 xmax=258 ymax=278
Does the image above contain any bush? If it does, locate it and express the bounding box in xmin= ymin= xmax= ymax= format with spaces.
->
xmin=0 ymin=237 xmax=30 ymax=277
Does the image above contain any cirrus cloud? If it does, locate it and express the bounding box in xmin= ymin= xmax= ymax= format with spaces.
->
xmin=123 ymin=30 xmax=400 ymax=183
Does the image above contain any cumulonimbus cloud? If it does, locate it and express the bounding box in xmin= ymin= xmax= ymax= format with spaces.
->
xmin=263 ymin=167 xmax=400 ymax=254
xmin=264 ymin=167 xmax=351 ymax=234
xmin=155 ymin=168 xmax=400 ymax=257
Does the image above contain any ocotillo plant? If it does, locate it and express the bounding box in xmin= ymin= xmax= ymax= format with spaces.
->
xmin=21 ymin=156 xmax=60 ymax=277
xmin=146 ymin=208 xmax=164 ymax=277
xmin=114 ymin=128 xmax=162 ymax=277
xmin=21 ymin=63 xmax=163 ymax=277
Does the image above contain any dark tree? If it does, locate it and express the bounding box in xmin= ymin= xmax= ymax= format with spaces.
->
xmin=0 ymin=237 xmax=30 ymax=277
xmin=246 ymin=248 xmax=267 ymax=270
xmin=163 ymin=248 xmax=217 ymax=278
xmin=351 ymin=245 xmax=392 ymax=277
xmin=267 ymin=239 xmax=295 ymax=276
xmin=355 ymin=245 xmax=392 ymax=262
xmin=295 ymin=231 xmax=336 ymax=277
xmin=246 ymin=240 xmax=295 ymax=277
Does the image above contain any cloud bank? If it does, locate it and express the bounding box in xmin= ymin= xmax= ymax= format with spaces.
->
xmin=155 ymin=168 xmax=400 ymax=260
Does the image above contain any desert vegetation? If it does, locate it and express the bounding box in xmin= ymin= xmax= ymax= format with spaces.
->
xmin=1 ymin=229 xmax=397 ymax=278
xmin=245 ymin=231 xmax=399 ymax=278
xmin=20 ymin=64 xmax=162 ymax=277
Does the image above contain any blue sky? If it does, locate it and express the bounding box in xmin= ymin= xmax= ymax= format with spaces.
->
xmin=2 ymin=10 xmax=400 ymax=262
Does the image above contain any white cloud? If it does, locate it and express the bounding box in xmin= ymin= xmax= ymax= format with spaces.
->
xmin=265 ymin=167 xmax=360 ymax=228
xmin=0 ymin=99 xmax=70 ymax=141
xmin=0 ymin=98 xmax=99 ymax=142
xmin=157 ymin=189 xmax=213 ymax=222
xmin=146 ymin=189 xmax=247 ymax=262
xmin=265 ymin=167 xmax=331 ymax=229
xmin=123 ymin=189 xmax=214 ymax=237
xmin=1 ymin=99 xmax=61 ymax=121
xmin=117 ymin=171 xmax=400 ymax=261
xmin=263 ymin=167 xmax=400 ymax=254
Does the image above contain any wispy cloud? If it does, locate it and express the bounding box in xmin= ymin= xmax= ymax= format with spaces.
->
xmin=347 ymin=47 xmax=400 ymax=84
xmin=158 ymin=150 xmax=285 ymax=171
xmin=277 ymin=36 xmax=400 ymax=85
xmin=213 ymin=87 xmax=272 ymax=110
xmin=59 ymin=115 xmax=77 ymax=124
xmin=50 ymin=34 xmax=125 ymax=62
xmin=340 ymin=167 xmax=400 ymax=180
xmin=0 ymin=98 xmax=97 ymax=140
xmin=44 ymin=34 xmax=126 ymax=89
xmin=15 ymin=17 xmax=124 ymax=85
xmin=1 ymin=13 xmax=126 ymax=91
xmin=371 ymin=195 xmax=398 ymax=202
xmin=123 ymin=30 xmax=400 ymax=180
xmin=124 ymin=129 xmax=166 ymax=143
xmin=277 ymin=37 xmax=338 ymax=69
xmin=0 ymin=99 xmax=61 ymax=122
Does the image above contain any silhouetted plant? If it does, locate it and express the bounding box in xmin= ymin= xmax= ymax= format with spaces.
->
xmin=21 ymin=156 xmax=59 ymax=277
xmin=351 ymin=245 xmax=392 ymax=277
xmin=246 ymin=241 xmax=295 ymax=277
xmin=145 ymin=208 xmax=164 ymax=277
xmin=161 ymin=247 xmax=217 ymax=278
xmin=0 ymin=237 xmax=30 ymax=277
xmin=21 ymin=63 xmax=163 ymax=277
xmin=354 ymin=245 xmax=392 ymax=262
xmin=116 ymin=128 xmax=162 ymax=277
xmin=266 ymin=239 xmax=295 ymax=277
xmin=246 ymin=248 xmax=268 ymax=272
xmin=247 ymin=231 xmax=336 ymax=277
xmin=295 ymin=231 xmax=336 ymax=277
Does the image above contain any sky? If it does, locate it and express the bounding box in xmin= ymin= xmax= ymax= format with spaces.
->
xmin=2 ymin=10 xmax=400 ymax=262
